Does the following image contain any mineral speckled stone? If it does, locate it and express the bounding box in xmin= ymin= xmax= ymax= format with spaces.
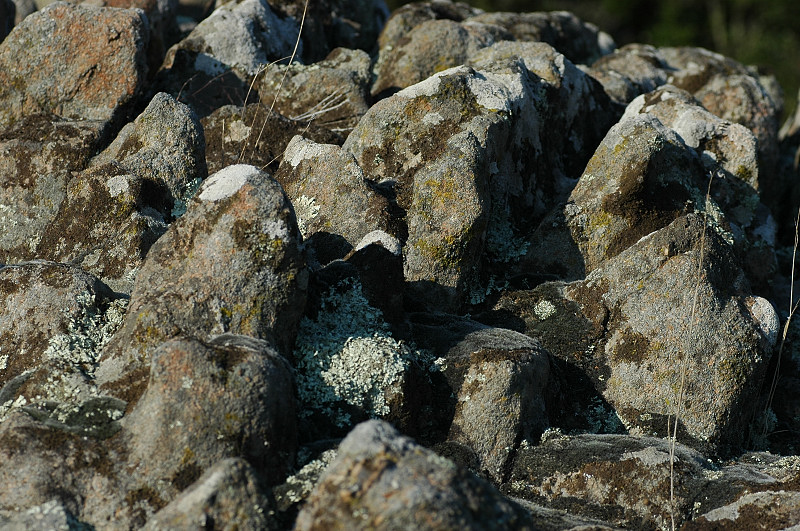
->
xmin=0 ymin=2 xmax=149 ymax=129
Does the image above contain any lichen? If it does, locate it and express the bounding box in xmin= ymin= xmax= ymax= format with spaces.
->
xmin=293 ymin=278 xmax=428 ymax=427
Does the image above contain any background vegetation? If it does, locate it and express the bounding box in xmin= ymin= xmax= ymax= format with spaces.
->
xmin=386 ymin=0 xmax=800 ymax=120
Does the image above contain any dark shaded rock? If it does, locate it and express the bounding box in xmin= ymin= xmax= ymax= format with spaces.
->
xmin=90 ymin=92 xmax=207 ymax=220
xmin=584 ymin=44 xmax=670 ymax=105
xmin=97 ymin=164 xmax=307 ymax=404
xmin=487 ymin=214 xmax=779 ymax=455
xmin=256 ymin=47 xmax=371 ymax=135
xmin=35 ymin=162 xmax=168 ymax=294
xmin=202 ymin=103 xmax=344 ymax=174
xmin=144 ymin=457 xmax=279 ymax=530
xmin=0 ymin=0 xmax=13 ymax=43
xmin=685 ymin=490 xmax=800 ymax=530
xmin=566 ymin=113 xmax=701 ymax=273
xmin=276 ymin=136 xmax=395 ymax=263
xmin=122 ymin=335 xmax=296 ymax=504
xmin=0 ymin=2 xmax=149 ymax=130
xmin=371 ymin=18 xmax=511 ymax=98
xmin=506 ymin=432 xmax=712 ymax=529
xmin=294 ymin=420 xmax=537 ymax=530
xmin=343 ymin=231 xmax=405 ymax=324
xmin=0 ymin=114 xmax=108 ymax=264
xmin=467 ymin=10 xmax=615 ymax=65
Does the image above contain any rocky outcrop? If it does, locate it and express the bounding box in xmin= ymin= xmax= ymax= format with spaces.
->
xmin=2 ymin=1 xmax=800 ymax=529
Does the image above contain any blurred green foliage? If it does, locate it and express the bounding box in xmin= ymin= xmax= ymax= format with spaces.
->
xmin=385 ymin=0 xmax=800 ymax=119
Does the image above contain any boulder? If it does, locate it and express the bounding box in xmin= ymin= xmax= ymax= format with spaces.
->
xmin=97 ymin=164 xmax=307 ymax=403
xmin=371 ymin=18 xmax=511 ymax=98
xmin=256 ymin=47 xmax=372 ymax=135
xmin=294 ymin=420 xmax=536 ymax=530
xmin=584 ymin=44 xmax=670 ymax=105
xmin=144 ymin=457 xmax=279 ymax=530
xmin=467 ymin=10 xmax=615 ymax=65
xmin=0 ymin=2 xmax=149 ymax=130
xmin=0 ymin=114 xmax=108 ymax=264
xmin=202 ymin=103 xmax=344 ymax=174
xmin=122 ymin=335 xmax=296 ymax=504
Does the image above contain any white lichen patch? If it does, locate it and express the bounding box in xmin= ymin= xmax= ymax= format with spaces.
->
xmin=422 ymin=112 xmax=444 ymax=126
xmin=284 ymin=136 xmax=330 ymax=168
xmin=224 ymin=119 xmax=251 ymax=143
xmin=279 ymin=449 xmax=338 ymax=506
xmin=294 ymin=278 xmax=426 ymax=427
xmin=199 ymin=164 xmax=259 ymax=202
xmin=293 ymin=195 xmax=320 ymax=239
xmin=466 ymin=73 xmax=513 ymax=113
xmin=534 ymin=300 xmax=557 ymax=320
xmin=0 ymin=353 xmax=6 ymax=371
xmin=107 ymin=175 xmax=131 ymax=197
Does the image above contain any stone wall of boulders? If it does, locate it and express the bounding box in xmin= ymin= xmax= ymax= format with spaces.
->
xmin=2 ymin=0 xmax=800 ymax=529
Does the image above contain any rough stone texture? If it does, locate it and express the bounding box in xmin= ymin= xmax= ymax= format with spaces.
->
xmin=294 ymin=420 xmax=537 ymax=531
xmin=144 ymin=457 xmax=278 ymax=530
xmin=97 ymin=164 xmax=307 ymax=403
xmin=488 ymin=214 xmax=779 ymax=455
xmin=440 ymin=327 xmax=551 ymax=484
xmin=34 ymin=162 xmax=169 ymax=294
xmin=584 ymin=44 xmax=670 ymax=105
xmin=371 ymin=18 xmax=511 ymax=98
xmin=0 ymin=2 xmax=149 ymax=130
xmin=202 ymin=103 xmax=344 ymax=174
xmin=566 ymin=113 xmax=701 ymax=273
xmin=685 ymin=490 xmax=800 ymax=530
xmin=168 ymin=0 xmax=301 ymax=77
xmin=90 ymin=92 xmax=207 ymax=219
xmin=0 ymin=261 xmax=115 ymax=393
xmin=256 ymin=47 xmax=372 ymax=135
xmin=275 ymin=136 xmax=395 ymax=263
xmin=0 ymin=114 xmax=108 ymax=263
xmin=122 ymin=335 xmax=296 ymax=505
xmin=467 ymin=10 xmax=616 ymax=65
xmin=0 ymin=499 xmax=87 ymax=530
xmin=505 ymin=433 xmax=713 ymax=529
xmin=346 ymin=66 xmax=513 ymax=311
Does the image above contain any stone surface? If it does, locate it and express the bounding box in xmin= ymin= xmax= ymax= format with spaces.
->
xmin=202 ymin=103 xmax=344 ymax=174
xmin=294 ymin=420 xmax=537 ymax=530
xmin=122 ymin=335 xmax=296 ymax=503
xmin=0 ymin=2 xmax=149 ymax=129
xmin=256 ymin=47 xmax=372 ymax=135
xmin=0 ymin=114 xmax=108 ymax=264
xmin=467 ymin=10 xmax=615 ymax=65
xmin=97 ymin=164 xmax=307 ymax=403
xmin=144 ymin=457 xmax=278 ymax=530
xmin=371 ymin=18 xmax=511 ymax=98
xmin=275 ymin=135 xmax=395 ymax=263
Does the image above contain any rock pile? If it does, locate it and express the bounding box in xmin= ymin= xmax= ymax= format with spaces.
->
xmin=2 ymin=0 xmax=800 ymax=529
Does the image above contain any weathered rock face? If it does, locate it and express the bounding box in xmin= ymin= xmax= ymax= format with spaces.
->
xmin=294 ymin=420 xmax=537 ymax=531
xmin=97 ymin=164 xmax=307 ymax=403
xmin=0 ymin=2 xmax=149 ymax=129
xmin=0 ymin=114 xmax=108 ymax=264
xmin=256 ymin=47 xmax=372 ymax=135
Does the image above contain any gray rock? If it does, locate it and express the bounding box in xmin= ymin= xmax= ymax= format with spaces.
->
xmin=467 ymin=10 xmax=615 ymax=65
xmin=505 ymin=432 xmax=712 ymax=529
xmin=90 ymin=92 xmax=208 ymax=220
xmin=491 ymin=214 xmax=779 ymax=455
xmin=11 ymin=0 xmax=36 ymax=25
xmin=346 ymin=66 xmax=514 ymax=311
xmin=0 ymin=2 xmax=149 ymax=130
xmin=122 ymin=335 xmax=296 ymax=506
xmin=441 ymin=327 xmax=551 ymax=484
xmin=256 ymin=48 xmax=372 ymax=135
xmin=566 ymin=113 xmax=701 ymax=273
xmin=0 ymin=499 xmax=88 ymax=531
xmin=34 ymin=162 xmax=169 ymax=294
xmin=294 ymin=420 xmax=536 ymax=530
xmin=0 ymin=114 xmax=108 ymax=264
xmin=686 ymin=490 xmax=800 ymax=530
xmin=144 ymin=457 xmax=278 ymax=530
xmin=584 ymin=44 xmax=669 ymax=105
xmin=202 ymin=103 xmax=344 ymax=174
xmin=0 ymin=261 xmax=116 ymax=394
xmin=276 ymin=136 xmax=394 ymax=262
xmin=371 ymin=18 xmax=511 ymax=98
xmin=97 ymin=164 xmax=307 ymax=403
